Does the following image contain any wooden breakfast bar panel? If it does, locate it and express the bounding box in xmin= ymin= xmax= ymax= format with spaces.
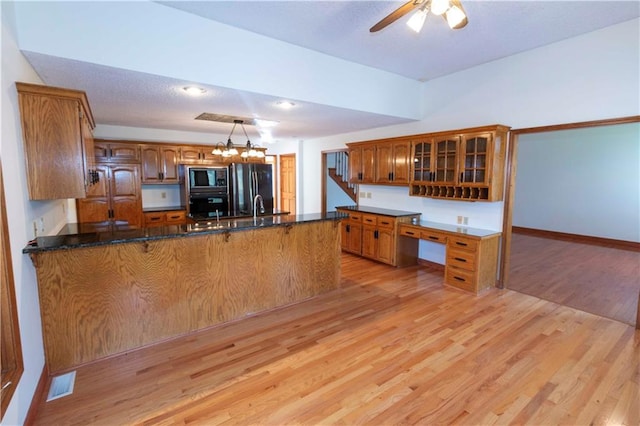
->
xmin=31 ymin=220 xmax=341 ymax=373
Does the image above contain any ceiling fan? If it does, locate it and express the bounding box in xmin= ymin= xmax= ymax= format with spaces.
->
xmin=370 ymin=0 xmax=468 ymax=33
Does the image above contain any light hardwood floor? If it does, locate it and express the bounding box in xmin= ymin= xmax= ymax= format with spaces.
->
xmin=31 ymin=254 xmax=639 ymax=425
xmin=508 ymin=232 xmax=640 ymax=326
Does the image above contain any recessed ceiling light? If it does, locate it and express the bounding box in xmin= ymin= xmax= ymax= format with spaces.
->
xmin=276 ymin=100 xmax=295 ymax=109
xmin=183 ymin=86 xmax=206 ymax=96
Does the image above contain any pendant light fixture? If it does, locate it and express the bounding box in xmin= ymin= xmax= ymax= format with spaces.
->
xmin=212 ymin=119 xmax=264 ymax=159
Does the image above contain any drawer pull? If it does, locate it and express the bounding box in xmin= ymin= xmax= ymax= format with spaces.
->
xmin=169 ymin=215 xmax=181 ymax=219
xmin=456 ymin=241 xmax=468 ymax=247
xmin=149 ymin=217 xmax=161 ymax=221
xmin=428 ymin=236 xmax=440 ymax=240
xmin=453 ymin=276 xmax=466 ymax=282
xmin=406 ymin=231 xmax=415 ymax=236
xmin=454 ymin=257 xmax=467 ymax=262
xmin=380 ymin=221 xmax=390 ymax=225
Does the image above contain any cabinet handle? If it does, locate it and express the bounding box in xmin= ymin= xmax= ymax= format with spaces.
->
xmin=430 ymin=172 xmax=434 ymax=182
xmin=374 ymin=230 xmax=379 ymax=239
xmin=108 ymin=148 xmax=113 ymax=158
xmin=428 ymin=236 xmax=439 ymax=240
xmin=380 ymin=221 xmax=390 ymax=225
xmin=453 ymin=276 xmax=465 ymax=282
xmin=454 ymin=257 xmax=467 ymax=262
xmin=456 ymin=241 xmax=468 ymax=247
xmin=460 ymin=173 xmax=464 ymax=182
xmin=405 ymin=231 xmax=415 ymax=236
xmin=391 ymin=172 xmax=394 ymax=181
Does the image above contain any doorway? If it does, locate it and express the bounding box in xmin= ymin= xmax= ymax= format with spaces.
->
xmin=502 ymin=118 xmax=640 ymax=327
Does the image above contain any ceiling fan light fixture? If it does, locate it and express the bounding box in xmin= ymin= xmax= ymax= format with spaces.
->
xmin=430 ymin=0 xmax=450 ymax=16
xmin=407 ymin=7 xmax=429 ymax=33
xmin=445 ymin=5 xmax=466 ymax=29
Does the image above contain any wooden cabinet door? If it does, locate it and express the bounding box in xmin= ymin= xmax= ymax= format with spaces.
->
xmin=110 ymin=165 xmax=142 ymax=227
xmin=434 ymin=137 xmax=459 ymax=184
xmin=160 ymin=146 xmax=180 ymax=183
xmin=200 ymin=149 xmax=219 ymax=163
xmin=180 ymin=147 xmax=201 ymax=163
xmin=376 ymin=228 xmax=395 ymax=265
xmin=412 ymin=139 xmax=435 ymax=182
xmin=76 ymin=165 xmax=109 ymax=223
xmin=361 ymin=226 xmax=377 ymax=259
xmin=80 ymin=112 xmax=95 ymax=190
xmin=348 ymin=222 xmax=362 ymax=255
xmin=141 ymin=145 xmax=161 ymax=183
xmin=348 ymin=147 xmax=362 ymax=183
xmin=109 ymin=143 xmax=140 ymax=163
xmin=361 ymin=145 xmax=376 ymax=183
xmin=460 ymin=133 xmax=492 ymax=186
xmin=375 ymin=142 xmax=393 ymax=184
xmin=391 ymin=141 xmax=410 ymax=184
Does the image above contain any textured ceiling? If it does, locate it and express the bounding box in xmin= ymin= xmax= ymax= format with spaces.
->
xmin=16 ymin=1 xmax=640 ymax=144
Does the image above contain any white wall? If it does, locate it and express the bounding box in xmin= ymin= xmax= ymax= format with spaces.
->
xmin=1 ymin=3 xmax=47 ymax=424
xmin=514 ymin=123 xmax=640 ymax=242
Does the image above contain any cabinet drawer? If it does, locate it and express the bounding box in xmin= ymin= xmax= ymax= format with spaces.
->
xmin=447 ymin=248 xmax=476 ymax=271
xmin=420 ymin=230 xmax=448 ymax=243
xmin=448 ymin=235 xmax=478 ymax=252
xmin=165 ymin=211 xmax=186 ymax=223
xmin=361 ymin=213 xmax=377 ymax=226
xmin=399 ymin=225 xmax=420 ymax=238
xmin=445 ymin=267 xmax=476 ymax=292
xmin=144 ymin=212 xmax=165 ymax=227
xmin=377 ymin=217 xmax=395 ymax=230
xmin=348 ymin=212 xmax=362 ymax=222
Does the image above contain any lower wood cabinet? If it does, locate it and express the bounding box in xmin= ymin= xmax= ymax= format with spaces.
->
xmin=143 ymin=210 xmax=186 ymax=227
xmin=399 ymin=223 xmax=501 ymax=293
xmin=76 ymin=164 xmax=142 ymax=228
xmin=337 ymin=208 xmax=419 ymax=267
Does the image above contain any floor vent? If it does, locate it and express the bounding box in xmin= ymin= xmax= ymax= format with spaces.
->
xmin=47 ymin=371 xmax=76 ymax=402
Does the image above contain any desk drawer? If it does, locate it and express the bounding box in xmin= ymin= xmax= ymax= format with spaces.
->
xmin=448 ymin=235 xmax=478 ymax=252
xmin=399 ymin=225 xmax=420 ymax=238
xmin=447 ymin=248 xmax=476 ymax=271
xmin=347 ymin=212 xmax=362 ymax=222
xmin=144 ymin=212 xmax=165 ymax=227
xmin=421 ymin=230 xmax=448 ymax=243
xmin=445 ymin=267 xmax=476 ymax=292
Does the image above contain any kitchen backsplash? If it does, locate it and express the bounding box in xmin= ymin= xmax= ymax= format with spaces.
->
xmin=141 ymin=185 xmax=183 ymax=209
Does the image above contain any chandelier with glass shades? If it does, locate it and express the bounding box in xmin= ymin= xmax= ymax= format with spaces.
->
xmin=212 ymin=119 xmax=265 ymax=159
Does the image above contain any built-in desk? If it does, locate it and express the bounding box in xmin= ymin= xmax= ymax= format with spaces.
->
xmin=398 ymin=221 xmax=501 ymax=294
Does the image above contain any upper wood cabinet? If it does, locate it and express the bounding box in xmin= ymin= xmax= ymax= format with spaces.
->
xmin=140 ymin=144 xmax=180 ymax=184
xmin=16 ymin=82 xmax=96 ymax=200
xmin=94 ymin=140 xmax=140 ymax=163
xmin=410 ymin=125 xmax=510 ymax=201
xmin=180 ymin=146 xmax=219 ymax=164
xmin=375 ymin=139 xmax=411 ymax=185
xmin=348 ymin=143 xmax=375 ymax=184
xmin=76 ymin=164 xmax=142 ymax=227
xmin=347 ymin=139 xmax=409 ymax=186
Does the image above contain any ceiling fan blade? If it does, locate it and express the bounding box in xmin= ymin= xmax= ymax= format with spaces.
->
xmin=443 ymin=0 xmax=468 ymax=29
xmin=370 ymin=0 xmax=424 ymax=33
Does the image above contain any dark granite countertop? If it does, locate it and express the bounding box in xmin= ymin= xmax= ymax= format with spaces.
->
xmin=24 ymin=212 xmax=346 ymax=254
xmin=336 ymin=205 xmax=421 ymax=218
xmin=142 ymin=206 xmax=186 ymax=213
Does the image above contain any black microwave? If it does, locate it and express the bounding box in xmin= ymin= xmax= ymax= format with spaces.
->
xmin=188 ymin=167 xmax=228 ymax=191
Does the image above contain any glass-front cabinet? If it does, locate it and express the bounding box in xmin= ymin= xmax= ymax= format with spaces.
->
xmin=409 ymin=125 xmax=509 ymax=202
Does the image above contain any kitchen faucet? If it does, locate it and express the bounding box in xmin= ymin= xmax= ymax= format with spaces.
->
xmin=253 ymin=194 xmax=265 ymax=219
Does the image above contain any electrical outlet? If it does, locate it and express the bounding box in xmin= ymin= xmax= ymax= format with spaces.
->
xmin=463 ymin=217 xmax=469 ymax=225
xmin=33 ymin=221 xmax=38 ymax=238
xmin=359 ymin=191 xmax=366 ymax=198
xmin=39 ymin=217 xmax=45 ymax=232
xmin=366 ymin=192 xmax=372 ymax=198
xmin=457 ymin=215 xmax=463 ymax=224
xmin=161 ymin=192 xmax=167 ymax=199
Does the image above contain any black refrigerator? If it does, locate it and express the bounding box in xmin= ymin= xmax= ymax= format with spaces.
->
xmin=228 ymin=163 xmax=274 ymax=217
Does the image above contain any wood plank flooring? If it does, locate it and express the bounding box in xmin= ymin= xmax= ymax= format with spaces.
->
xmin=508 ymin=232 xmax=640 ymax=326
xmin=31 ymin=254 xmax=639 ymax=425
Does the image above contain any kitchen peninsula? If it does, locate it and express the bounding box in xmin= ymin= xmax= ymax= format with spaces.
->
xmin=24 ymin=213 xmax=343 ymax=373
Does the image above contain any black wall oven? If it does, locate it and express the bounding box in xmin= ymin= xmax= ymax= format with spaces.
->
xmin=188 ymin=192 xmax=229 ymax=220
xmin=182 ymin=166 xmax=230 ymax=220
